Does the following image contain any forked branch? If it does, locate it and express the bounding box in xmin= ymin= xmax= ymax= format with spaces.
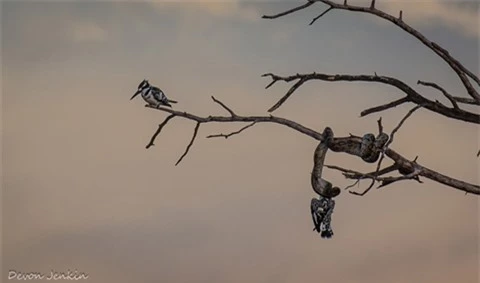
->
xmin=142 ymin=101 xmax=480 ymax=195
xmin=262 ymin=72 xmax=479 ymax=124
xmin=262 ymin=0 xmax=480 ymax=102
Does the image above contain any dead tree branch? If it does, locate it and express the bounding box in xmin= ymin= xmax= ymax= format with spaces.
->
xmin=146 ymin=114 xmax=176 ymax=149
xmin=376 ymin=117 xmax=383 ymax=134
xmin=261 ymin=1 xmax=314 ymax=19
xmin=309 ymin=7 xmax=334 ymax=25
xmin=175 ymin=122 xmax=201 ymax=166
xmin=262 ymin=72 xmax=479 ymax=124
xmin=142 ymin=102 xmax=480 ymax=195
xmin=206 ymin=122 xmax=256 ymax=139
xmin=361 ymin=97 xmax=409 ymax=117
xmin=325 ymin=163 xmax=422 ymax=195
xmin=262 ymin=0 xmax=480 ymax=102
xmin=388 ymin=104 xmax=423 ymax=147
xmin=417 ymin=80 xmax=459 ymax=109
xmin=359 ymin=105 xmax=422 ymax=196
xmin=212 ymin=96 xmax=236 ymax=116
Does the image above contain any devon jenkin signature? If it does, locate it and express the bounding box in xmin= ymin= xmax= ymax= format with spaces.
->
xmin=8 ymin=269 xmax=88 ymax=280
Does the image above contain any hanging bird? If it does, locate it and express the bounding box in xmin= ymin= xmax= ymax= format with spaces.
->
xmin=130 ymin=79 xmax=178 ymax=108
xmin=310 ymin=127 xmax=339 ymax=239
xmin=311 ymin=197 xmax=335 ymax=239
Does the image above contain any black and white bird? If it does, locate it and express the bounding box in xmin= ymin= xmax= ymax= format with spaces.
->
xmin=311 ymin=197 xmax=335 ymax=239
xmin=130 ymin=79 xmax=178 ymax=108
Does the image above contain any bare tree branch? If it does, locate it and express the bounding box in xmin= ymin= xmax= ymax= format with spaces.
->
xmin=262 ymin=72 xmax=479 ymax=123
xmin=358 ymin=105 xmax=422 ymax=195
xmin=325 ymin=163 xmax=423 ymax=195
xmin=388 ymin=104 xmax=423 ymax=147
xmin=377 ymin=117 xmax=383 ymax=134
xmin=377 ymin=170 xmax=423 ymax=188
xmin=206 ymin=122 xmax=256 ymax=139
xmin=175 ymin=122 xmax=201 ymax=166
xmin=349 ymin=184 xmax=375 ymax=196
xmin=417 ymin=80 xmax=459 ymax=109
xmin=361 ymin=97 xmax=409 ymax=117
xmin=309 ymin=7 xmax=333 ymax=25
xmin=146 ymin=114 xmax=176 ymax=149
xmin=262 ymin=73 xmax=308 ymax=112
xmin=263 ymin=0 xmax=480 ymax=102
xmin=453 ymin=96 xmax=478 ymax=105
xmin=262 ymin=1 xmax=315 ymax=19
xmin=336 ymin=164 xmax=398 ymax=180
xmin=212 ymin=96 xmax=236 ymax=117
xmin=143 ymin=104 xmax=480 ymax=195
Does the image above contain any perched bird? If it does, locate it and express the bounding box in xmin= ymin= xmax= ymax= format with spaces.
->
xmin=130 ymin=79 xmax=178 ymax=108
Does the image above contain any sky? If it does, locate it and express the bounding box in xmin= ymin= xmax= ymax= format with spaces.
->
xmin=1 ymin=1 xmax=479 ymax=283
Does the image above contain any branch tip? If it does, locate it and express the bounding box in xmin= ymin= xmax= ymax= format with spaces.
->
xmin=175 ymin=122 xmax=201 ymax=166
xmin=206 ymin=122 xmax=256 ymax=139
xmin=309 ymin=7 xmax=334 ymax=25
xmin=146 ymin=114 xmax=176 ymax=149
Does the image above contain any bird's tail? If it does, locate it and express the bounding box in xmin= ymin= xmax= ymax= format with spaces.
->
xmin=167 ymin=99 xmax=178 ymax=104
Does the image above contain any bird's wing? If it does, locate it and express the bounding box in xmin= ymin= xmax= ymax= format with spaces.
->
xmin=310 ymin=199 xmax=322 ymax=233
xmin=151 ymin=86 xmax=168 ymax=102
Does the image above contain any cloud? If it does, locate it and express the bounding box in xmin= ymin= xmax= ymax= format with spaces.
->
xmin=151 ymin=0 xmax=260 ymax=21
xmin=70 ymin=21 xmax=108 ymax=43
xmin=376 ymin=0 xmax=479 ymax=38
xmin=152 ymin=0 xmax=478 ymax=37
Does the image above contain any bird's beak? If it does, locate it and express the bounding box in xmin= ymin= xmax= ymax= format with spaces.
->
xmin=130 ymin=90 xmax=141 ymax=100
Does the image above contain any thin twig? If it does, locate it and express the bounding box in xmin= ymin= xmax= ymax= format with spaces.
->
xmin=377 ymin=170 xmax=422 ymax=188
xmin=263 ymin=0 xmax=480 ymax=100
xmin=344 ymin=179 xmax=361 ymax=190
xmin=387 ymin=104 xmax=423 ymax=148
xmin=261 ymin=72 xmax=479 ymax=123
xmin=377 ymin=117 xmax=383 ymax=134
xmin=309 ymin=7 xmax=333 ymax=25
xmin=175 ymin=122 xmax=201 ymax=166
xmin=268 ymin=77 xmax=308 ymax=112
xmin=368 ymin=105 xmax=423 ymax=189
xmin=262 ymin=1 xmax=315 ymax=19
xmin=325 ymin=164 xmax=396 ymax=180
xmin=211 ymin=96 xmax=236 ymax=117
xmin=346 ymin=164 xmax=398 ymax=180
xmin=361 ymin=97 xmax=409 ymax=117
xmin=206 ymin=122 xmax=256 ymax=139
xmin=417 ymin=80 xmax=459 ymax=109
xmin=325 ymin=165 xmax=365 ymax=176
xmin=349 ymin=181 xmax=375 ymax=196
xmin=146 ymin=114 xmax=176 ymax=149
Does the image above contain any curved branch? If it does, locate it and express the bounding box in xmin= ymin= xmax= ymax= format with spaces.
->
xmin=212 ymin=96 xmax=236 ymax=116
xmin=262 ymin=1 xmax=315 ymax=19
xmin=263 ymin=0 xmax=480 ymax=102
xmin=360 ymin=97 xmax=409 ymax=117
xmin=206 ymin=122 xmax=256 ymax=139
xmin=146 ymin=114 xmax=175 ymax=149
xmin=145 ymin=97 xmax=324 ymax=141
xmin=263 ymin=72 xmax=480 ymax=124
xmin=175 ymin=122 xmax=201 ymax=166
xmin=417 ymin=80 xmax=459 ymax=109
xmin=143 ymin=101 xmax=480 ymax=195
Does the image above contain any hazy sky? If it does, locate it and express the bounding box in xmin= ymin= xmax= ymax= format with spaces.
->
xmin=2 ymin=1 xmax=479 ymax=283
